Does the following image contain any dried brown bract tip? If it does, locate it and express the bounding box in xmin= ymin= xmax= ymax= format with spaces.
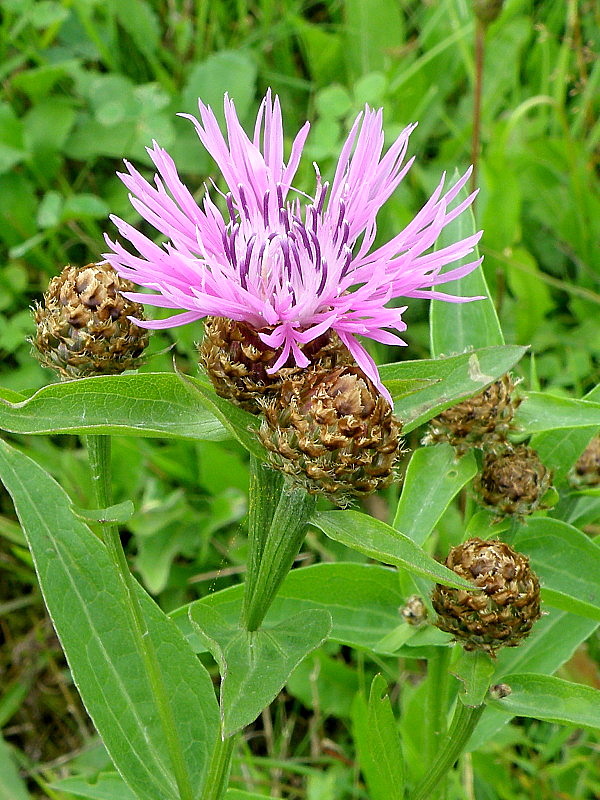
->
xmin=198 ymin=316 xmax=354 ymax=414
xmin=33 ymin=263 xmax=148 ymax=379
xmin=475 ymin=444 xmax=552 ymax=517
xmin=424 ymin=374 xmax=520 ymax=455
xmin=432 ymin=537 xmax=541 ymax=654
xmin=258 ymin=365 xmax=402 ymax=504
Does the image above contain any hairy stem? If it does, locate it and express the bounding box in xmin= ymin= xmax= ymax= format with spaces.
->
xmin=413 ymin=701 xmax=485 ymax=800
xmin=200 ymin=732 xmax=237 ymax=800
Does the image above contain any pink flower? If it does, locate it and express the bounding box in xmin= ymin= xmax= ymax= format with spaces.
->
xmin=105 ymin=90 xmax=481 ymax=404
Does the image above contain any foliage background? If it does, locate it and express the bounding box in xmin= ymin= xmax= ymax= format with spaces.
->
xmin=0 ymin=0 xmax=599 ymax=798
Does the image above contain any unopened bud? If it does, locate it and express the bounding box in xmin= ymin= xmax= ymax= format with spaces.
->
xmin=33 ymin=263 xmax=149 ymax=379
xmin=424 ymin=374 xmax=520 ymax=454
xmin=475 ymin=445 xmax=552 ymax=517
xmin=570 ymin=435 xmax=600 ymax=488
xmin=432 ymin=538 xmax=541 ymax=654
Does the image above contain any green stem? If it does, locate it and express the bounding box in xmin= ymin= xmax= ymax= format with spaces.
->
xmin=200 ymin=732 xmax=237 ymax=800
xmin=424 ymin=648 xmax=452 ymax=762
xmin=242 ymin=459 xmax=316 ymax=631
xmin=470 ymin=19 xmax=485 ymax=198
xmin=413 ymin=701 xmax=485 ymax=800
xmin=85 ymin=435 xmax=194 ymax=800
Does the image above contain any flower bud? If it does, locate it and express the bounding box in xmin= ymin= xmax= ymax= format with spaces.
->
xmin=33 ymin=263 xmax=149 ymax=379
xmin=199 ymin=316 xmax=354 ymax=414
xmin=424 ymin=374 xmax=520 ymax=454
xmin=570 ymin=435 xmax=600 ymax=488
xmin=475 ymin=445 xmax=552 ymax=517
xmin=401 ymin=595 xmax=428 ymax=627
xmin=258 ymin=365 xmax=402 ymax=503
xmin=432 ymin=538 xmax=541 ymax=654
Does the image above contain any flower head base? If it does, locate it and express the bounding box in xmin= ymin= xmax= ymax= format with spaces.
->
xmin=105 ymin=91 xmax=482 ymax=404
xmin=258 ymin=365 xmax=402 ymax=503
xmin=33 ymin=263 xmax=149 ymax=379
xmin=199 ymin=315 xmax=353 ymax=413
xmin=432 ymin=537 xmax=541 ymax=654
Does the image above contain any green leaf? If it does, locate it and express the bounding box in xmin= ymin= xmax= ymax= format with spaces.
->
xmin=0 ymin=438 xmax=219 ymax=800
xmin=182 ymin=374 xmax=268 ymax=460
xmin=171 ymin=562 xmax=403 ymax=654
xmin=452 ymin=650 xmax=495 ymax=707
xmin=344 ymin=0 xmax=405 ymax=74
xmin=49 ymin=774 xmax=136 ymax=800
xmin=529 ymin=384 xmax=600 ymax=482
xmin=352 ymin=675 xmax=404 ymax=800
xmin=487 ymin=674 xmax=600 ymax=731
xmin=469 ymin=607 xmax=598 ymax=749
xmin=0 ymin=734 xmax=30 ymax=800
xmin=189 ymin=605 xmax=331 ymax=737
xmin=181 ymin=51 xmax=257 ymax=124
xmin=393 ymin=445 xmax=477 ymax=544
xmin=0 ymin=373 xmax=227 ymax=440
xmin=513 ymin=518 xmax=600 ymax=622
xmin=225 ymin=790 xmax=276 ymax=799
xmin=311 ymin=510 xmax=474 ymax=589
xmin=430 ymin=177 xmax=504 ymax=358
xmin=381 ymin=345 xmax=527 ymax=432
xmin=515 ymin=391 xmax=600 ymax=433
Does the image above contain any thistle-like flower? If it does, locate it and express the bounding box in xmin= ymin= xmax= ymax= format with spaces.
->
xmin=432 ymin=537 xmax=541 ymax=654
xmin=104 ymin=91 xmax=482 ymax=405
xmin=33 ymin=263 xmax=149 ymax=379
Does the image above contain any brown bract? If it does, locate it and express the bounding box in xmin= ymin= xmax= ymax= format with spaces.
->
xmin=198 ymin=316 xmax=354 ymax=414
xmin=571 ymin=434 xmax=600 ymax=488
xmin=425 ymin=374 xmax=520 ymax=454
xmin=258 ymin=365 xmax=402 ymax=503
xmin=475 ymin=444 xmax=552 ymax=517
xmin=432 ymin=537 xmax=541 ymax=654
xmin=33 ymin=263 xmax=148 ymax=379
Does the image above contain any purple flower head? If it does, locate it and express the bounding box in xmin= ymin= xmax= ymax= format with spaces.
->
xmin=105 ymin=90 xmax=482 ymax=404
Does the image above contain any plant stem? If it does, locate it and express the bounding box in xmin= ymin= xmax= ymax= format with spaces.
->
xmin=413 ymin=700 xmax=485 ymax=800
xmin=242 ymin=458 xmax=316 ymax=632
xmin=85 ymin=435 xmax=194 ymax=800
xmin=470 ymin=19 xmax=485 ymax=197
xmin=200 ymin=732 xmax=237 ymax=800
xmin=423 ymin=647 xmax=452 ymax=791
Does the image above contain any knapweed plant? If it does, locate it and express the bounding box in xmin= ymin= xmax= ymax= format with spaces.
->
xmin=1 ymin=92 xmax=599 ymax=800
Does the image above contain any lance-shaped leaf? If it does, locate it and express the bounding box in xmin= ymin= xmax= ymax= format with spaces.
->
xmin=515 ymin=391 xmax=600 ymax=434
xmin=381 ymin=345 xmax=527 ymax=432
xmin=0 ymin=438 xmax=219 ymax=800
xmin=0 ymin=373 xmax=227 ymax=440
xmin=311 ymin=510 xmax=474 ymax=588
xmin=393 ymin=444 xmax=477 ymax=545
xmin=487 ymin=674 xmax=600 ymax=732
